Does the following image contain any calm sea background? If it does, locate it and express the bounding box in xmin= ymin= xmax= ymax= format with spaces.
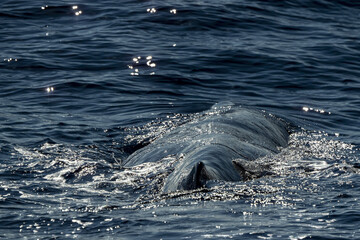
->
xmin=1 ymin=0 xmax=360 ymax=239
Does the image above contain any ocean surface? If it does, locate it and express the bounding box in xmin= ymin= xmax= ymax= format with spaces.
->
xmin=1 ymin=0 xmax=360 ymax=239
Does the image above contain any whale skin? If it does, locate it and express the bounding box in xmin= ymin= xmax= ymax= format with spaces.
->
xmin=124 ymin=105 xmax=290 ymax=193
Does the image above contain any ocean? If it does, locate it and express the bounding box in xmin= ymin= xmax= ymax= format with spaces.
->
xmin=1 ymin=0 xmax=359 ymax=239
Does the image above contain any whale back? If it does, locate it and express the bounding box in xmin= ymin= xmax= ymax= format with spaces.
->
xmin=124 ymin=106 xmax=289 ymax=192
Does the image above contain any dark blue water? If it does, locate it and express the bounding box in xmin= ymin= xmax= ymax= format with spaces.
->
xmin=1 ymin=0 xmax=359 ymax=239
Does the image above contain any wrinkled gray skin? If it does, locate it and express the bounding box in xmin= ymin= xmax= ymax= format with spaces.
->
xmin=124 ymin=105 xmax=289 ymax=193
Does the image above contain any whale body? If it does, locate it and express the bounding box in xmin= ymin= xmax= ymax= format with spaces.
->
xmin=124 ymin=104 xmax=289 ymax=193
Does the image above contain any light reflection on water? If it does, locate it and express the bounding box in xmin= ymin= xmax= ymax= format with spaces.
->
xmin=1 ymin=0 xmax=360 ymax=239
xmin=129 ymin=55 xmax=156 ymax=76
xmin=7 ymin=110 xmax=359 ymax=236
